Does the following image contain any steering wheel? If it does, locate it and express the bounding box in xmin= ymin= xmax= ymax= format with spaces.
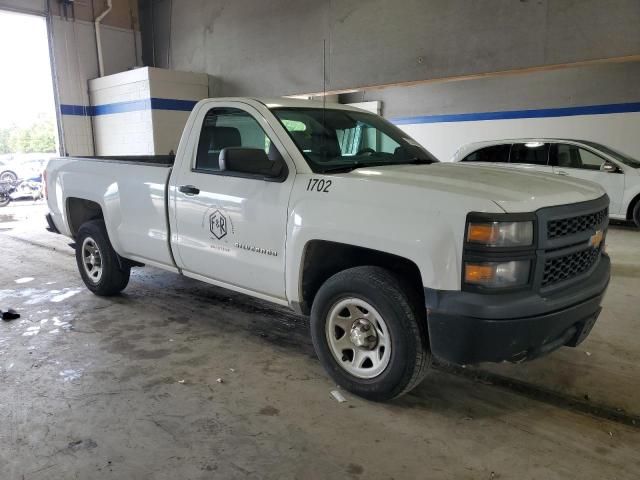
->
xmin=356 ymin=148 xmax=376 ymax=156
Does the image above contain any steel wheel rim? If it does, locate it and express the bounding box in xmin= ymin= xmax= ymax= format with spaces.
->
xmin=82 ymin=237 xmax=103 ymax=284
xmin=325 ymin=297 xmax=391 ymax=379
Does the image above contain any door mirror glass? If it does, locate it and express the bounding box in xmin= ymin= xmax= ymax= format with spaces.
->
xmin=219 ymin=147 xmax=284 ymax=178
xmin=601 ymin=161 xmax=620 ymax=173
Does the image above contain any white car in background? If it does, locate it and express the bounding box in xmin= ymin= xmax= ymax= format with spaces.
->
xmin=452 ymin=139 xmax=640 ymax=227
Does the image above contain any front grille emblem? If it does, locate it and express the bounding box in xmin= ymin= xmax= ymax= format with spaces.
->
xmin=589 ymin=229 xmax=604 ymax=249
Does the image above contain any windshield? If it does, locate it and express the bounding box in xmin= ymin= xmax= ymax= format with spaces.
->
xmin=583 ymin=141 xmax=640 ymax=168
xmin=271 ymin=107 xmax=438 ymax=173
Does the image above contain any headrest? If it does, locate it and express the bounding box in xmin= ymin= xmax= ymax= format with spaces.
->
xmin=203 ymin=126 xmax=241 ymax=150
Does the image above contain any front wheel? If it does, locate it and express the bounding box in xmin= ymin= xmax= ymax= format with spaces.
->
xmin=75 ymin=220 xmax=130 ymax=296
xmin=0 ymin=193 xmax=10 ymax=207
xmin=310 ymin=266 xmax=431 ymax=401
xmin=0 ymin=170 xmax=17 ymax=183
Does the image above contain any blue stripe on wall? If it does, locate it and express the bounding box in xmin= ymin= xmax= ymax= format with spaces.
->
xmin=390 ymin=102 xmax=640 ymax=125
xmin=60 ymin=104 xmax=92 ymax=116
xmin=61 ymin=99 xmax=640 ymax=123
xmin=60 ymin=97 xmax=198 ymax=116
xmin=151 ymin=98 xmax=199 ymax=111
xmin=92 ymin=99 xmax=151 ymax=115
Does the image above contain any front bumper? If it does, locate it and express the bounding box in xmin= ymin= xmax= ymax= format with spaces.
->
xmin=425 ymin=254 xmax=610 ymax=365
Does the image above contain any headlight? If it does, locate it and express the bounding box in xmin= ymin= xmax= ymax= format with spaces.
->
xmin=467 ymin=221 xmax=533 ymax=247
xmin=464 ymin=260 xmax=531 ymax=288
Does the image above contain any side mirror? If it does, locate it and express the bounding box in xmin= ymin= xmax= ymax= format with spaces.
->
xmin=601 ymin=161 xmax=620 ymax=173
xmin=219 ymin=147 xmax=283 ymax=178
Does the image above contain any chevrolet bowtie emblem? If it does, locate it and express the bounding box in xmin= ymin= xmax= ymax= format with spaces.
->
xmin=589 ymin=229 xmax=604 ymax=249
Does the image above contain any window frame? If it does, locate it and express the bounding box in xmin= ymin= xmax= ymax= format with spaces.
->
xmin=550 ymin=143 xmax=612 ymax=172
xmin=190 ymin=105 xmax=290 ymax=183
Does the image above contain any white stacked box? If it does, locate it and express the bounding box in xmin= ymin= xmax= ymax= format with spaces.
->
xmin=88 ymin=67 xmax=208 ymax=156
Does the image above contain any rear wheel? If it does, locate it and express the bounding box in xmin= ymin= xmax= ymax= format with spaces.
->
xmin=0 ymin=193 xmax=10 ymax=207
xmin=75 ymin=220 xmax=130 ymax=296
xmin=310 ymin=266 xmax=431 ymax=401
xmin=633 ymin=201 xmax=640 ymax=229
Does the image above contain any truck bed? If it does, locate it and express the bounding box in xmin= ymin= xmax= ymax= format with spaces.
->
xmin=46 ymin=156 xmax=175 ymax=270
xmin=66 ymin=155 xmax=176 ymax=166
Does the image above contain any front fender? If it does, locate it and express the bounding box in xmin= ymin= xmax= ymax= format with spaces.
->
xmin=284 ymin=174 xmax=502 ymax=304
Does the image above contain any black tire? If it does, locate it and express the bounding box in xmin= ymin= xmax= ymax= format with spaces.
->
xmin=0 ymin=193 xmax=10 ymax=207
xmin=0 ymin=170 xmax=17 ymax=183
xmin=310 ymin=266 xmax=431 ymax=401
xmin=75 ymin=219 xmax=130 ymax=296
xmin=633 ymin=201 xmax=640 ymax=229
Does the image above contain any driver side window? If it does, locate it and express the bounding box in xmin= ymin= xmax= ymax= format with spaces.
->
xmin=195 ymin=107 xmax=282 ymax=172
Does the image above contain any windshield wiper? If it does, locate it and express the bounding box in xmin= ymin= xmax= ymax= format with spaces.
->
xmin=318 ymin=165 xmax=361 ymax=174
xmin=405 ymin=157 xmax=436 ymax=165
xmin=318 ymin=158 xmax=436 ymax=174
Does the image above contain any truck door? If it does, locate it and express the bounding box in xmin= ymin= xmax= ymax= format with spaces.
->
xmin=170 ymin=104 xmax=294 ymax=301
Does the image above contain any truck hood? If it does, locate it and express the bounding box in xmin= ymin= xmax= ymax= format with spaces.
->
xmin=350 ymin=163 xmax=605 ymax=212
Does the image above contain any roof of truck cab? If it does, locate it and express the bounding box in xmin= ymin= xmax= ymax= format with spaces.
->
xmin=212 ymin=97 xmax=365 ymax=112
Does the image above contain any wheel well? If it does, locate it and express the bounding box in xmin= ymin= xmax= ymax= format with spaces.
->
xmin=299 ymin=240 xmax=424 ymax=315
xmin=67 ymin=198 xmax=103 ymax=237
xmin=627 ymin=193 xmax=640 ymax=220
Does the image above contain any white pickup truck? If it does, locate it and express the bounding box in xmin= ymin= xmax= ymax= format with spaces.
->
xmin=45 ymin=98 xmax=610 ymax=400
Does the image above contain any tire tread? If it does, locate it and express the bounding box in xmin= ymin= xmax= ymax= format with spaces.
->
xmin=311 ymin=265 xmax=431 ymax=400
xmin=75 ymin=219 xmax=130 ymax=296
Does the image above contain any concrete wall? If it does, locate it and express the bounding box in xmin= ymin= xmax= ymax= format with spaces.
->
xmin=139 ymin=0 xmax=640 ymax=97
xmin=0 ymin=0 xmax=138 ymax=27
xmin=0 ymin=0 xmax=46 ymax=15
xmin=137 ymin=0 xmax=640 ymax=162
xmin=340 ymin=61 xmax=640 ymax=161
xmin=52 ymin=16 xmax=142 ymax=155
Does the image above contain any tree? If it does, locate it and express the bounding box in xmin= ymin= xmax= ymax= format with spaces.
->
xmin=0 ymin=117 xmax=57 ymax=154
xmin=28 ymin=119 xmax=56 ymax=153
xmin=0 ymin=128 xmax=10 ymax=154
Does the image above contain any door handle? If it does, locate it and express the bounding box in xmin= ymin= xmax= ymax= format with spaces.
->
xmin=179 ymin=185 xmax=200 ymax=195
xmin=555 ymin=170 xmax=568 ymax=176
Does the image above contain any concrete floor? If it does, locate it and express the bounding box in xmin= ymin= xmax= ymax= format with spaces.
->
xmin=1 ymin=201 xmax=639 ymax=479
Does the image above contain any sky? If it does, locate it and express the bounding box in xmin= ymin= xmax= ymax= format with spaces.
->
xmin=0 ymin=10 xmax=56 ymax=129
